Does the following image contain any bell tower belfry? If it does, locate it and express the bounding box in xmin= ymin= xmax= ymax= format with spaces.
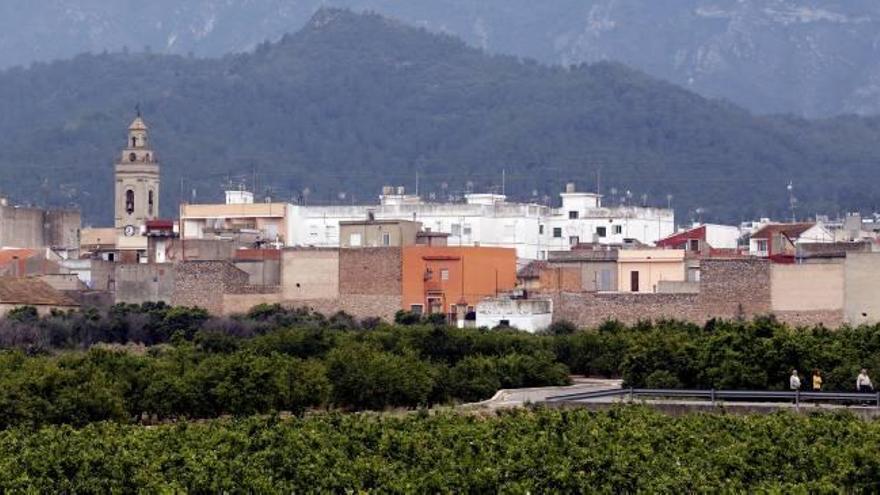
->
xmin=114 ymin=112 xmax=160 ymax=240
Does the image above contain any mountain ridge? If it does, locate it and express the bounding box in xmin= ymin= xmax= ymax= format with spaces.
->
xmin=0 ymin=8 xmax=879 ymax=225
xmin=2 ymin=1 xmax=880 ymax=117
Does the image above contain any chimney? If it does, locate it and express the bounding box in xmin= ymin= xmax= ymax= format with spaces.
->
xmin=565 ymin=182 xmax=576 ymax=193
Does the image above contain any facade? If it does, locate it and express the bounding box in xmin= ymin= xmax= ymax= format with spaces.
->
xmin=616 ymin=249 xmax=686 ymax=293
xmin=182 ymin=183 xmax=673 ymax=260
xmin=0 ymin=201 xmax=80 ymax=255
xmin=180 ymin=201 xmax=289 ymax=248
xmin=114 ymin=115 xmax=160 ymax=254
xmin=748 ymin=222 xmax=834 ymax=260
xmin=401 ymin=245 xmax=517 ymax=317
xmin=339 ymin=219 xmax=422 ymax=248
xmin=656 ymin=223 xmax=741 ymax=254
xmin=540 ymin=185 xmax=675 ymax=256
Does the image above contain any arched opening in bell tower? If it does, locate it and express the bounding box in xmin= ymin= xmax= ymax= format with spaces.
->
xmin=126 ymin=189 xmax=135 ymax=215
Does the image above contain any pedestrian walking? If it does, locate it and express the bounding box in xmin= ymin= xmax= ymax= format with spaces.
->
xmin=857 ymin=369 xmax=873 ymax=393
xmin=812 ymin=369 xmax=822 ymax=391
xmin=790 ymin=369 xmax=801 ymax=405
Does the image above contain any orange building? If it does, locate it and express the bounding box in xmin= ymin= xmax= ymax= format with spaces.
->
xmin=401 ymin=246 xmax=517 ymax=317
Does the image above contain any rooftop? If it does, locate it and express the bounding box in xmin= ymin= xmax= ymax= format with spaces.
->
xmin=0 ymin=277 xmax=79 ymax=306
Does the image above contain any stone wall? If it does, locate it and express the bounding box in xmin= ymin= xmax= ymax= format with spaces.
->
xmin=552 ymin=292 xmax=701 ymax=327
xmin=550 ymin=258 xmax=778 ymax=327
xmin=339 ymin=247 xmax=401 ymax=295
xmin=173 ymin=261 xmax=248 ymax=314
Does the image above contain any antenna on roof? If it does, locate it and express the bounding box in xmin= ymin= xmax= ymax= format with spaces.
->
xmin=135 ymin=103 xmax=141 ymax=117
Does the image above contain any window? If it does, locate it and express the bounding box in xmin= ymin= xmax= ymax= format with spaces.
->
xmin=569 ymin=236 xmax=579 ymax=246
xmin=410 ymin=304 xmax=423 ymax=315
xmin=148 ymin=190 xmax=154 ymax=216
xmin=689 ymin=239 xmax=700 ymax=251
xmin=349 ymin=233 xmax=362 ymax=247
xmin=451 ymin=223 xmax=461 ymax=236
xmin=539 ymin=225 xmax=544 ymax=235
xmin=499 ymin=319 xmax=511 ymax=327
xmin=596 ymin=226 xmax=607 ymax=238
xmin=131 ymin=137 xmax=137 ymax=147
xmin=630 ymin=271 xmax=640 ymax=292
xmin=613 ymin=225 xmax=623 ymax=235
xmin=463 ymin=224 xmax=472 ymax=236
xmin=125 ymin=189 xmax=135 ymax=214
xmin=440 ymin=268 xmax=449 ymax=281
xmin=382 ymin=232 xmax=391 ymax=246
xmin=129 ymin=152 xmax=137 ymax=162
xmin=755 ymin=239 xmax=768 ymax=254
xmin=569 ymin=211 xmax=579 ymax=219
xmin=553 ymin=227 xmax=562 ymax=238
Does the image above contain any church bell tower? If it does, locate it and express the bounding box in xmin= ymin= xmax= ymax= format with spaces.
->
xmin=114 ymin=112 xmax=160 ymax=239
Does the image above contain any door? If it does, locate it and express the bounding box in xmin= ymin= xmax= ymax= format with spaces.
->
xmin=630 ymin=271 xmax=640 ymax=293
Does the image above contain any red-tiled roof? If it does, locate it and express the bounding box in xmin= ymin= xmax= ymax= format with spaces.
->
xmin=656 ymin=225 xmax=706 ymax=248
xmin=751 ymin=223 xmax=814 ymax=240
xmin=0 ymin=277 xmax=78 ymax=306
xmin=0 ymin=249 xmax=37 ymax=266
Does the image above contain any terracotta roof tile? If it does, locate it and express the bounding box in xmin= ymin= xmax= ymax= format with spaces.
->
xmin=0 ymin=277 xmax=79 ymax=306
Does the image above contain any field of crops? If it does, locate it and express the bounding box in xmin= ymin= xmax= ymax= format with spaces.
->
xmin=2 ymin=407 xmax=879 ymax=492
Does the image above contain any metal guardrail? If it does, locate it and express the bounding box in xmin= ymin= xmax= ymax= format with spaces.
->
xmin=546 ymin=387 xmax=880 ymax=408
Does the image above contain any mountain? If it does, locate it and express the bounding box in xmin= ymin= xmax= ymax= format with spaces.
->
xmin=0 ymin=8 xmax=879 ymax=226
xmin=2 ymin=1 xmax=880 ymax=117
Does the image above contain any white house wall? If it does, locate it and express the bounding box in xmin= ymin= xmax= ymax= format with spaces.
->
xmin=230 ymin=199 xmax=673 ymax=260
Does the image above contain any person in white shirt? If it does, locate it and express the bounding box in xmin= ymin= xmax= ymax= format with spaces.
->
xmin=790 ymin=370 xmax=801 ymax=391
xmin=857 ymin=369 xmax=873 ymax=393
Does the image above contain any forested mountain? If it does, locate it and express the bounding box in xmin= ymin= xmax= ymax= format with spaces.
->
xmin=0 ymin=8 xmax=879 ymax=225
xmin=3 ymin=1 xmax=880 ymax=117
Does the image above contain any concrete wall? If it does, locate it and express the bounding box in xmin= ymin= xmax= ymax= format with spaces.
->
xmin=616 ymin=250 xmax=686 ymax=293
xmin=339 ymin=221 xmax=421 ymax=248
xmin=115 ymin=264 xmax=176 ymax=305
xmin=281 ymin=249 xmax=339 ymax=300
xmin=771 ymin=263 xmax=844 ymax=312
xmin=844 ymin=253 xmax=880 ymax=325
xmin=0 ymin=205 xmax=80 ymax=249
xmin=234 ymin=259 xmax=281 ymax=286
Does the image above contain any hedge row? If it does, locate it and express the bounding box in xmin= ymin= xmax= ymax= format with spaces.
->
xmin=2 ymin=407 xmax=878 ymax=492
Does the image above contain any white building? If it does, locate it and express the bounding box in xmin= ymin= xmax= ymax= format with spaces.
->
xmin=182 ymin=184 xmax=674 ymax=261
xmin=475 ymin=298 xmax=553 ymax=333
xmin=541 ymin=185 xmax=674 ymax=257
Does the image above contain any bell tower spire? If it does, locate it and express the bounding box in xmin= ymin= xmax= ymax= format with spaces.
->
xmin=114 ymin=111 xmax=161 ymax=243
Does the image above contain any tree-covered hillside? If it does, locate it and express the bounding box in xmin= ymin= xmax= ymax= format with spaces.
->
xmin=0 ymin=8 xmax=879 ymax=225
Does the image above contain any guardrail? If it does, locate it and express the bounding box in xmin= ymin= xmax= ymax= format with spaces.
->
xmin=546 ymin=388 xmax=880 ymax=408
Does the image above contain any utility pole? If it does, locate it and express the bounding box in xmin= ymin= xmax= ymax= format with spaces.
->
xmin=502 ymin=169 xmax=506 ymax=196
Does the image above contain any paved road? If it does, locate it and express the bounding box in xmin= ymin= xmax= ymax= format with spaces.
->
xmin=462 ymin=377 xmax=622 ymax=410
